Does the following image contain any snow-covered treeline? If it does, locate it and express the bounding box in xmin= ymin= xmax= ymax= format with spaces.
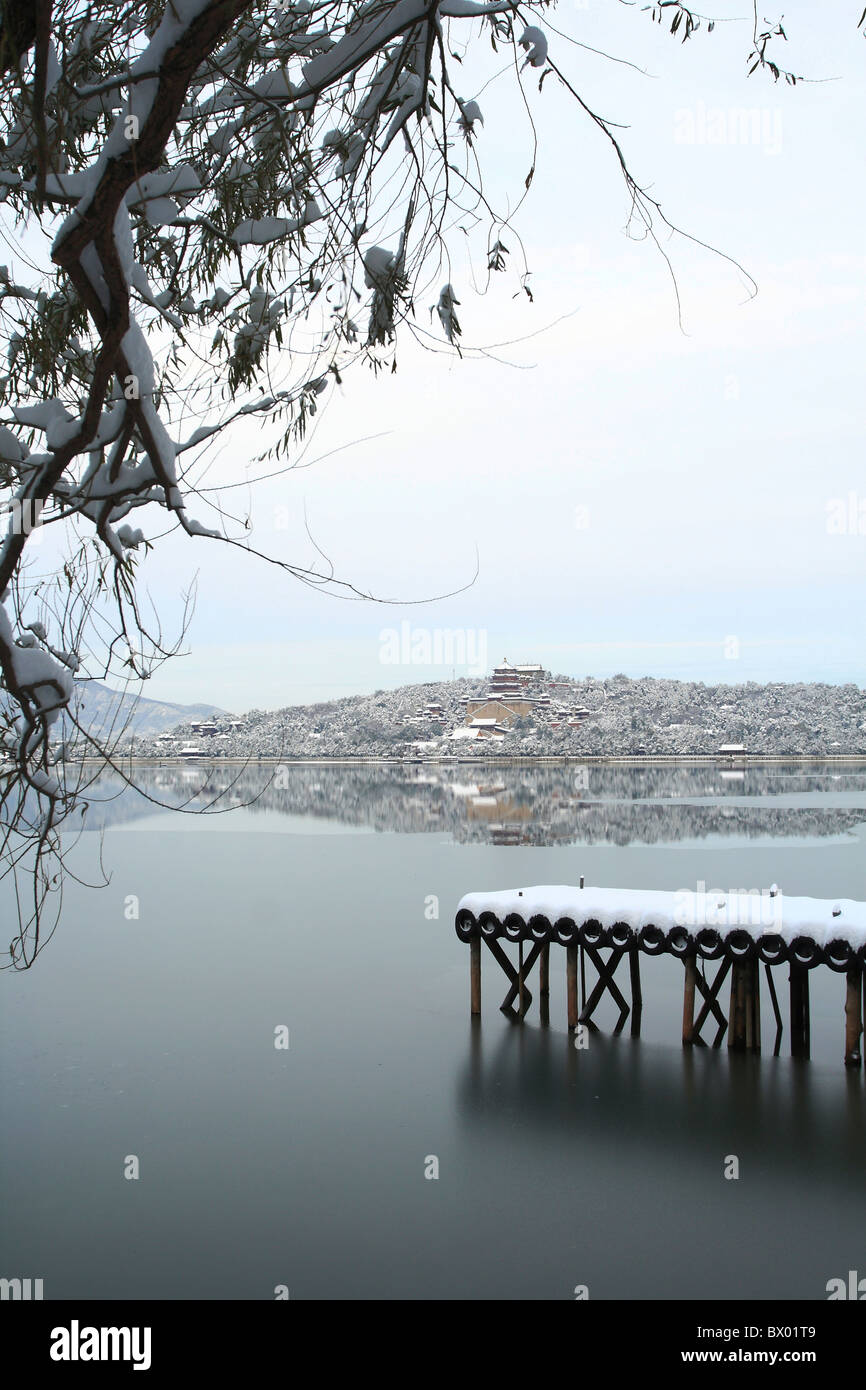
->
xmin=125 ymin=674 xmax=866 ymax=760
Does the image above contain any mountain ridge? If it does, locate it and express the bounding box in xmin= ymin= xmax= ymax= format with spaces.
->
xmin=117 ymin=673 xmax=866 ymax=760
xmin=68 ymin=683 xmax=227 ymax=739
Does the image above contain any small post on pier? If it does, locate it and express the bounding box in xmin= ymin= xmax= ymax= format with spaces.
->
xmin=567 ymin=944 xmax=579 ymax=1032
xmin=470 ymin=936 xmax=481 ymax=1016
xmin=682 ymin=953 xmax=697 ymax=1045
xmin=790 ymin=963 xmax=810 ymax=1059
xmin=844 ymin=969 xmax=862 ymax=1068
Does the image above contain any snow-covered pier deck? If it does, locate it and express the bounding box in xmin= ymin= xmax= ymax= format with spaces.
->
xmin=454 ymin=883 xmax=866 ymax=1066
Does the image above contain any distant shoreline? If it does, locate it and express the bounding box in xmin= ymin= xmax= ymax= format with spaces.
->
xmin=75 ymin=754 xmax=866 ymax=767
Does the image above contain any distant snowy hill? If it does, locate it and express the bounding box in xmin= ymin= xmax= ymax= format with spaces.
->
xmin=66 ymin=683 xmax=226 ymax=739
xmin=120 ymin=674 xmax=866 ymax=760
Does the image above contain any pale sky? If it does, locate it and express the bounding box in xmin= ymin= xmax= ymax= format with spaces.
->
xmin=57 ymin=2 xmax=866 ymax=711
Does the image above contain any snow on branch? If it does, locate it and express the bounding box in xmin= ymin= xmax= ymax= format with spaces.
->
xmin=0 ymin=0 xmax=763 ymax=959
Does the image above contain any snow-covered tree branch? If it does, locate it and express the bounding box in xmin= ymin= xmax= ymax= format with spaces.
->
xmin=1 ymin=0 xmax=819 ymax=962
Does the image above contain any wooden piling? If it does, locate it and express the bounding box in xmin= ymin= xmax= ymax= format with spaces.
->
xmin=567 ymin=944 xmax=578 ymax=1032
xmin=539 ymin=943 xmax=550 ymax=1027
xmin=790 ymin=963 xmax=810 ymax=1059
xmin=470 ymin=937 xmax=481 ymax=1016
xmin=728 ymin=961 xmax=747 ymax=1051
xmin=844 ymin=969 xmax=862 ymax=1068
xmin=765 ymin=963 xmax=783 ymax=1056
xmin=629 ymin=944 xmax=642 ymax=1011
xmin=459 ymin=882 xmax=866 ymax=1066
xmin=682 ymin=954 xmax=697 ymax=1045
xmin=518 ymin=941 xmax=525 ymax=1018
xmin=629 ymin=944 xmax=642 ymax=1038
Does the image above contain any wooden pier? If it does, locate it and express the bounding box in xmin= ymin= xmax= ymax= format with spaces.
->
xmin=455 ymin=883 xmax=866 ymax=1068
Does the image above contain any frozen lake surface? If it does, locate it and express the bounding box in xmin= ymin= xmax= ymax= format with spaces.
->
xmin=2 ymin=762 xmax=865 ymax=1299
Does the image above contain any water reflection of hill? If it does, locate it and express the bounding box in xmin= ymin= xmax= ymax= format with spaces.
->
xmin=80 ymin=762 xmax=866 ymax=846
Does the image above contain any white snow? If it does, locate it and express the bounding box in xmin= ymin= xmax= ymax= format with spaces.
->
xmin=457 ymin=883 xmax=866 ymax=951
xmin=439 ymin=1 xmax=517 ymax=14
xmin=12 ymin=400 xmax=78 ymax=450
xmin=115 ymin=524 xmax=145 ymax=549
xmin=0 ymin=426 xmax=25 ymax=461
xmin=129 ymin=165 xmax=202 ymax=204
xmin=51 ymin=0 xmax=212 ymax=246
xmin=300 ymin=1 xmax=428 ymax=94
xmin=436 ymin=283 xmax=460 ymax=341
xmin=519 ymin=26 xmax=548 ymax=69
xmin=252 ymin=70 xmax=297 ymax=101
xmin=0 ymin=601 xmax=74 ymax=723
xmin=139 ymin=196 xmax=180 ymax=226
xmin=183 ymin=517 xmax=221 ymax=538
xmin=43 ymin=171 xmax=91 ymax=200
xmin=363 ymin=245 xmax=395 ymax=287
xmin=458 ymin=99 xmax=483 ymax=133
xmin=230 ymin=201 xmax=323 ymax=245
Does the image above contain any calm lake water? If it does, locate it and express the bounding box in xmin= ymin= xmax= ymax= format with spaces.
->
xmin=2 ymin=761 xmax=865 ymax=1300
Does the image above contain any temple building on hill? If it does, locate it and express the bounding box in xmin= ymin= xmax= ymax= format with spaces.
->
xmin=462 ymin=658 xmax=548 ymax=726
xmin=489 ymin=659 xmax=547 ymax=697
xmin=464 ymin=699 xmax=531 ymax=728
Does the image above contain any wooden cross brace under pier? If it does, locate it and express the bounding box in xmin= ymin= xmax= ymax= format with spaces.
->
xmin=682 ymin=955 xmax=784 ymax=1055
xmin=468 ymin=936 xmax=865 ymax=1067
xmin=579 ymin=943 xmax=642 ymax=1037
xmin=469 ymin=935 xmax=643 ymax=1034
xmin=681 ymin=954 xmax=864 ymax=1065
xmin=681 ymin=954 xmax=730 ymax=1049
xmin=470 ymin=936 xmax=547 ymax=1020
xmin=460 ymin=883 xmax=866 ymax=1067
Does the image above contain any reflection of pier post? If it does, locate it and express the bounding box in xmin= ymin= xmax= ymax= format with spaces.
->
xmin=844 ymin=969 xmax=862 ymax=1068
xmin=789 ymin=963 xmax=810 ymax=1060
